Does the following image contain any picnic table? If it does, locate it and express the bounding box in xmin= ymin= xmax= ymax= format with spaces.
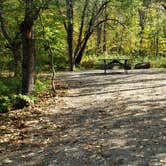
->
xmin=100 ymin=58 xmax=131 ymax=74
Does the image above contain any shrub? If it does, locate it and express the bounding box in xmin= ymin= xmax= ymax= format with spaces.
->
xmin=12 ymin=94 xmax=34 ymax=110
xmin=0 ymin=78 xmax=21 ymax=95
xmin=81 ymin=60 xmax=95 ymax=69
xmin=0 ymin=81 xmax=9 ymax=95
xmin=35 ymin=79 xmax=48 ymax=94
xmin=0 ymin=96 xmax=11 ymax=113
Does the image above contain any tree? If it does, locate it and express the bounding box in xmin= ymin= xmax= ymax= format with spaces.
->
xmin=0 ymin=0 xmax=51 ymax=95
xmin=65 ymin=0 xmax=74 ymax=71
xmin=20 ymin=0 xmax=52 ymax=94
xmin=57 ymin=0 xmax=110 ymax=66
xmin=0 ymin=1 xmax=22 ymax=77
xmin=74 ymin=0 xmax=110 ymax=65
xmin=20 ymin=0 xmax=36 ymax=95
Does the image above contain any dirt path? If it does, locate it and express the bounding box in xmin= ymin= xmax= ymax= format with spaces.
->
xmin=0 ymin=69 xmax=166 ymax=165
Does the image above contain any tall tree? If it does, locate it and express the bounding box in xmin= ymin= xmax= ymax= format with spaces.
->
xmin=74 ymin=0 xmax=110 ymax=65
xmin=0 ymin=0 xmax=49 ymax=94
xmin=65 ymin=0 xmax=74 ymax=71
xmin=0 ymin=1 xmax=22 ymax=77
xmin=20 ymin=0 xmax=36 ymax=94
xmin=20 ymin=0 xmax=50 ymax=94
xmin=138 ymin=0 xmax=152 ymax=59
xmin=58 ymin=0 xmax=110 ymax=66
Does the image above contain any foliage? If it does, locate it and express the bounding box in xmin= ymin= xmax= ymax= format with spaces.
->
xmin=0 ymin=81 xmax=10 ymax=96
xmin=0 ymin=96 xmax=11 ymax=113
xmin=0 ymin=76 xmax=50 ymax=112
xmin=0 ymin=0 xmax=165 ymax=100
xmin=0 ymin=78 xmax=21 ymax=96
xmin=12 ymin=94 xmax=34 ymax=110
xmin=0 ymin=94 xmax=35 ymax=113
xmin=35 ymin=79 xmax=48 ymax=94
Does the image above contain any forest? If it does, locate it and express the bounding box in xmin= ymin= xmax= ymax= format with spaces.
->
xmin=0 ymin=0 xmax=166 ymax=165
xmin=0 ymin=0 xmax=165 ymax=112
xmin=0 ymin=0 xmax=165 ymax=109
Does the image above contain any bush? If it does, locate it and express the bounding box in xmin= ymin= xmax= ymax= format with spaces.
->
xmin=0 ymin=78 xmax=21 ymax=96
xmin=0 ymin=81 xmax=10 ymax=95
xmin=12 ymin=94 xmax=34 ymax=110
xmin=81 ymin=55 xmax=97 ymax=69
xmin=0 ymin=96 xmax=11 ymax=113
xmin=35 ymin=79 xmax=48 ymax=94
xmin=81 ymin=60 xmax=95 ymax=69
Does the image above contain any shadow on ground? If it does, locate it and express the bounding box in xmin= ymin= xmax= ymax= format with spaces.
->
xmin=0 ymin=69 xmax=166 ymax=166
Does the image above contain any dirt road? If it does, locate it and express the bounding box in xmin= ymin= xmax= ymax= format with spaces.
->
xmin=1 ymin=69 xmax=166 ymax=165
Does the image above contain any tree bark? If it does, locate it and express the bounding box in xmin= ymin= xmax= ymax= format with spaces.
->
xmin=21 ymin=20 xmax=35 ymax=95
xmin=75 ymin=32 xmax=92 ymax=65
xmin=74 ymin=0 xmax=88 ymax=58
xmin=154 ymin=33 xmax=159 ymax=56
xmin=20 ymin=0 xmax=35 ymax=95
xmin=103 ymin=21 xmax=107 ymax=53
xmin=103 ymin=5 xmax=108 ymax=53
xmin=96 ymin=24 xmax=102 ymax=52
xmin=11 ymin=45 xmax=22 ymax=77
xmin=138 ymin=9 xmax=146 ymax=60
xmin=66 ymin=0 xmax=74 ymax=71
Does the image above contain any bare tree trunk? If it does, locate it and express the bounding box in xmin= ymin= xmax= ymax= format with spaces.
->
xmin=20 ymin=0 xmax=35 ymax=95
xmin=138 ymin=9 xmax=146 ymax=61
xmin=74 ymin=1 xmax=110 ymax=65
xmin=74 ymin=0 xmax=89 ymax=58
xmin=12 ymin=46 xmax=22 ymax=77
xmin=21 ymin=21 xmax=35 ymax=95
xmin=103 ymin=5 xmax=108 ymax=53
xmin=96 ymin=23 xmax=102 ymax=54
xmin=75 ymin=32 xmax=92 ymax=65
xmin=66 ymin=0 xmax=74 ymax=71
xmin=103 ymin=21 xmax=107 ymax=53
xmin=154 ymin=33 xmax=159 ymax=56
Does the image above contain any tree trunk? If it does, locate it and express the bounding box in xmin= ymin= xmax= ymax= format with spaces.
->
xmin=11 ymin=45 xmax=22 ymax=77
xmin=96 ymin=24 xmax=102 ymax=54
xmin=138 ymin=9 xmax=146 ymax=61
xmin=103 ymin=21 xmax=107 ymax=53
xmin=74 ymin=0 xmax=110 ymax=65
xmin=103 ymin=5 xmax=108 ymax=53
xmin=155 ymin=33 xmax=159 ymax=56
xmin=66 ymin=0 xmax=74 ymax=71
xmin=21 ymin=21 xmax=35 ymax=95
xmin=75 ymin=33 xmax=91 ymax=65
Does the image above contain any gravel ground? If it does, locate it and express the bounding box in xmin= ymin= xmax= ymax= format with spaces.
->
xmin=0 ymin=69 xmax=166 ymax=166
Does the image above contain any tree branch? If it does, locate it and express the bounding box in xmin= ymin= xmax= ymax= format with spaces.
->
xmin=0 ymin=4 xmax=12 ymax=44
xmin=74 ymin=0 xmax=89 ymax=57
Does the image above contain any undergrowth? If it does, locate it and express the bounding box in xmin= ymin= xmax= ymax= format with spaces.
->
xmin=0 ymin=75 xmax=51 ymax=113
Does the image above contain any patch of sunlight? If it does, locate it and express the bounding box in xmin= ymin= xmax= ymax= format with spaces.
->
xmin=161 ymin=117 xmax=166 ymax=121
xmin=126 ymin=105 xmax=149 ymax=111
xmin=122 ymin=145 xmax=136 ymax=149
xmin=121 ymin=112 xmax=133 ymax=116
xmin=109 ymin=138 xmax=127 ymax=147
xmin=2 ymin=158 xmax=13 ymax=164
xmin=134 ymin=112 xmax=148 ymax=117
xmin=156 ymin=153 xmax=166 ymax=163
xmin=111 ymin=128 xmax=133 ymax=135
xmin=64 ymin=147 xmax=78 ymax=152
xmin=26 ymin=152 xmax=36 ymax=157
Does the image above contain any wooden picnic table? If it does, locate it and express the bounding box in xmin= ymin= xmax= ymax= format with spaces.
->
xmin=100 ymin=58 xmax=131 ymax=74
